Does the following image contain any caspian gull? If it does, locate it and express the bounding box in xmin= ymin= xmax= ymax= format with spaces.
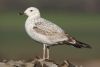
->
xmin=19 ymin=7 xmax=91 ymax=60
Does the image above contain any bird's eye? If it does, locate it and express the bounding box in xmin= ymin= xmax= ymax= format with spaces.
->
xmin=30 ymin=10 xmax=33 ymax=12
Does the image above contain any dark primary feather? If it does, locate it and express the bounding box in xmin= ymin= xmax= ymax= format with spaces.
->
xmin=72 ymin=40 xmax=91 ymax=48
xmin=64 ymin=33 xmax=92 ymax=48
xmin=63 ymin=40 xmax=91 ymax=48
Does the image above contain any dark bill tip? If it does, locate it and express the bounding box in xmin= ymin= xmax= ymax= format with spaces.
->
xmin=18 ymin=12 xmax=24 ymax=15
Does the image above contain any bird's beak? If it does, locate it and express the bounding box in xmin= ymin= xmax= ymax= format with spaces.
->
xmin=18 ymin=12 xmax=24 ymax=15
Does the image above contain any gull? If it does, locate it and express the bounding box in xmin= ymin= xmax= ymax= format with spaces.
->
xmin=19 ymin=7 xmax=91 ymax=60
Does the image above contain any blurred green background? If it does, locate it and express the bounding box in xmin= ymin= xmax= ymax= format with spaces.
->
xmin=0 ymin=0 xmax=100 ymax=62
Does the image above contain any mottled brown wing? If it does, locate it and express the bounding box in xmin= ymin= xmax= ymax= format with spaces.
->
xmin=33 ymin=21 xmax=65 ymax=36
xmin=33 ymin=26 xmax=58 ymax=36
xmin=32 ymin=20 xmax=69 ymax=43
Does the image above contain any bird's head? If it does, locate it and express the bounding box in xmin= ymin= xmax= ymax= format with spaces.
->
xmin=19 ymin=7 xmax=40 ymax=17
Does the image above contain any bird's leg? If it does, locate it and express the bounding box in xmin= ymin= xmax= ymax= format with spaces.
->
xmin=46 ymin=46 xmax=50 ymax=59
xmin=43 ymin=44 xmax=46 ymax=59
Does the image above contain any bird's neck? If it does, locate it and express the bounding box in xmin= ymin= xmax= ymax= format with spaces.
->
xmin=28 ymin=15 xmax=40 ymax=20
xmin=26 ymin=15 xmax=41 ymax=25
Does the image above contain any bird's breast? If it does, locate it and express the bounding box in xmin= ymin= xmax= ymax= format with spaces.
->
xmin=25 ymin=21 xmax=53 ymax=44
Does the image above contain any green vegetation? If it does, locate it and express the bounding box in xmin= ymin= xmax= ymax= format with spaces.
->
xmin=0 ymin=11 xmax=100 ymax=61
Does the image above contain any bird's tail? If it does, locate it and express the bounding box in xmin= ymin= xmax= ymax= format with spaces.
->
xmin=64 ymin=40 xmax=91 ymax=48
